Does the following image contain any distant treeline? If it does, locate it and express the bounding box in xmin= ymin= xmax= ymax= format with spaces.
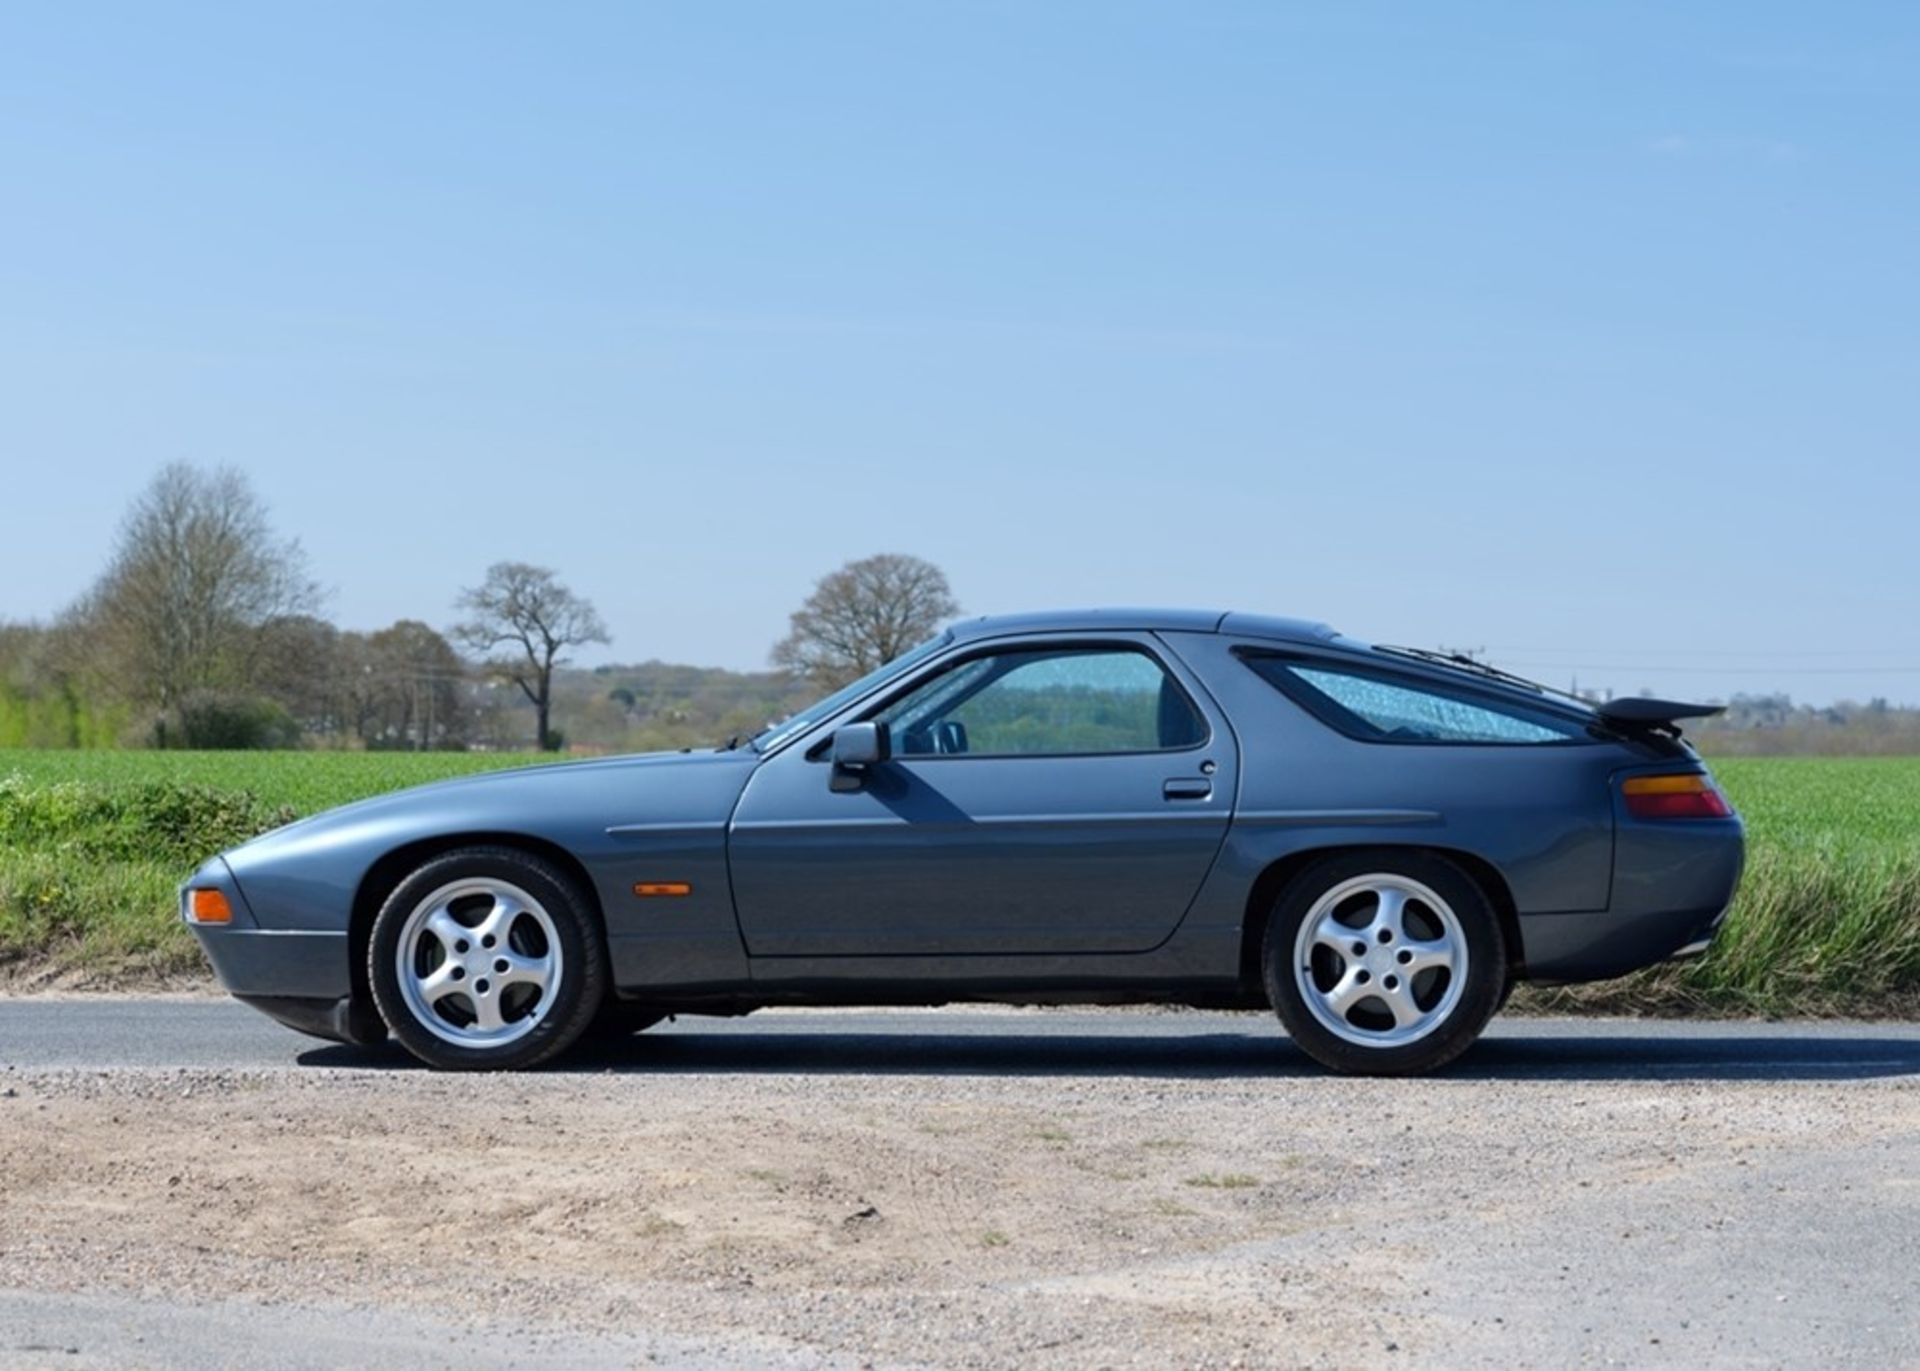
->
xmin=0 ymin=617 xmax=813 ymax=755
xmin=1685 ymin=694 xmax=1920 ymax=757
xmin=5 ymin=618 xmax=1917 ymax=756
xmin=4 ymin=463 xmax=1912 ymax=755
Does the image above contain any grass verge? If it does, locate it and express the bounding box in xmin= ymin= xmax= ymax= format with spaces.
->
xmin=0 ymin=750 xmax=1915 ymax=1013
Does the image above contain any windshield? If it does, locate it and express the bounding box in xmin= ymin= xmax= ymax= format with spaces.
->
xmin=749 ymin=632 xmax=953 ymax=753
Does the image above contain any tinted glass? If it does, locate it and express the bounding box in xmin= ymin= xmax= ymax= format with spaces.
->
xmin=877 ymin=648 xmax=1206 ymax=756
xmin=1256 ymin=660 xmax=1584 ymax=744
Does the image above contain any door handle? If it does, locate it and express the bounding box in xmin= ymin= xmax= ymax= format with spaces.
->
xmin=1163 ymin=777 xmax=1212 ymax=801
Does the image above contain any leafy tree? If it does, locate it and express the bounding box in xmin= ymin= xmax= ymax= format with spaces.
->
xmin=161 ymin=689 xmax=302 ymax=750
xmin=772 ymin=553 xmax=960 ymax=691
xmin=453 ymin=562 xmax=608 ymax=750
xmin=363 ymin=619 xmax=470 ymax=750
xmin=251 ymin=614 xmax=342 ymax=734
xmin=68 ymin=464 xmax=318 ymax=737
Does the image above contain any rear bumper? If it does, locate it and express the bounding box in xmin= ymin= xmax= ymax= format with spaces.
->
xmin=1519 ymin=814 xmax=1744 ymax=983
xmin=1519 ymin=901 xmax=1732 ymax=982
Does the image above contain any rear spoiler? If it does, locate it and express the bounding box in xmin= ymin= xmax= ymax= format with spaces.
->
xmin=1595 ymin=698 xmax=1725 ymax=724
xmin=1593 ymin=697 xmax=1724 ymax=740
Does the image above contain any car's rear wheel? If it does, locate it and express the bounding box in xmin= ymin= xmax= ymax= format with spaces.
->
xmin=1263 ymin=850 xmax=1505 ymax=1076
xmin=369 ymin=847 xmax=606 ymax=1070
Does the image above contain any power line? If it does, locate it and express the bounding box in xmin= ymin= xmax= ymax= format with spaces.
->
xmin=1487 ymin=661 xmax=1920 ymax=676
xmin=1481 ymin=645 xmax=1919 ymax=659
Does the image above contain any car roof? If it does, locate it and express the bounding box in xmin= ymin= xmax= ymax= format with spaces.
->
xmin=949 ymin=608 xmax=1341 ymax=644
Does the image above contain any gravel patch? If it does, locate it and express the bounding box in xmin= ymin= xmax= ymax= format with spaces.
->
xmin=3 ymin=1053 xmax=1916 ymax=1366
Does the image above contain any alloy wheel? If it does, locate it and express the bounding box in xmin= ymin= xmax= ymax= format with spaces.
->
xmin=1291 ymin=872 xmax=1467 ymax=1048
xmin=394 ymin=877 xmax=563 ymax=1048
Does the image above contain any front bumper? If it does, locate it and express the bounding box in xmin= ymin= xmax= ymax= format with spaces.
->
xmin=190 ymin=926 xmax=385 ymax=1045
xmin=234 ymin=993 xmax=388 ymax=1046
xmin=189 ymin=923 xmax=354 ymax=1000
xmin=183 ymin=856 xmax=378 ymax=1044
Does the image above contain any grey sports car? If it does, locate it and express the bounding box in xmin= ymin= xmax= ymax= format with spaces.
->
xmin=183 ymin=610 xmax=1744 ymax=1075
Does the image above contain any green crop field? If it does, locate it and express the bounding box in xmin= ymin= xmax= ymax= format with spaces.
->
xmin=0 ymin=750 xmax=555 ymax=982
xmin=1 ymin=748 xmax=1916 ymax=1014
xmin=1523 ymin=756 xmax=1920 ymax=1017
xmin=0 ymin=749 xmax=552 ymax=814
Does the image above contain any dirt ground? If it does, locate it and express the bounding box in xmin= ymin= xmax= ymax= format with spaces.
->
xmin=3 ymin=1034 xmax=1917 ymax=1367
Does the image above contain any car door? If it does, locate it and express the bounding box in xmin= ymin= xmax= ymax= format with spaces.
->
xmin=727 ymin=635 xmax=1237 ymax=956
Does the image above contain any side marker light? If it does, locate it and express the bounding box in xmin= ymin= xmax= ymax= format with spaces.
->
xmin=189 ymin=889 xmax=234 ymax=924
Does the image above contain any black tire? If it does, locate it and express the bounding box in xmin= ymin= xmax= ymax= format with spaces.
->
xmin=1262 ymin=850 xmax=1506 ymax=1076
xmin=368 ymin=846 xmax=607 ymax=1071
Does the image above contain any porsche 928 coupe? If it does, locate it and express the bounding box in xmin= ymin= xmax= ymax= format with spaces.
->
xmin=182 ymin=610 xmax=1744 ymax=1075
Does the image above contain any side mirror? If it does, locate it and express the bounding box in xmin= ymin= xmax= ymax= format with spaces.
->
xmin=829 ymin=721 xmax=890 ymax=790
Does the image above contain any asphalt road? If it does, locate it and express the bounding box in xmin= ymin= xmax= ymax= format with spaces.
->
xmin=0 ymin=1288 xmax=843 ymax=1371
xmin=2 ymin=997 xmax=1919 ymax=1080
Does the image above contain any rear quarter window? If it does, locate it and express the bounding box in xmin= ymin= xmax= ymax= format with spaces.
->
xmin=1243 ymin=656 xmax=1589 ymax=745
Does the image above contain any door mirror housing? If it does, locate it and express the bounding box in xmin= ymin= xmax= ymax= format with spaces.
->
xmin=829 ymin=721 xmax=890 ymax=790
xmin=831 ymin=721 xmax=891 ymax=767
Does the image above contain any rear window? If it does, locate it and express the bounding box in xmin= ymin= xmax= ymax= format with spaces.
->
xmin=1244 ymin=656 xmax=1588 ymax=745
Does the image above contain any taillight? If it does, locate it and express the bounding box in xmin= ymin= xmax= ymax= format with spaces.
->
xmin=1622 ymin=773 xmax=1733 ymax=820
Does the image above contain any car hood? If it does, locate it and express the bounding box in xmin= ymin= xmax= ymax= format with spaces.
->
xmin=227 ymin=748 xmax=757 ymax=857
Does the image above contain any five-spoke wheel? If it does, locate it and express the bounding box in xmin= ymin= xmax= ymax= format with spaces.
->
xmin=396 ymin=876 xmax=563 ymax=1047
xmin=369 ymin=847 xmax=606 ymax=1070
xmin=1265 ymin=851 xmax=1506 ymax=1075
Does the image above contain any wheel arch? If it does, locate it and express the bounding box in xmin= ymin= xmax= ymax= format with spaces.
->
xmin=349 ymin=831 xmax=610 ymax=1011
xmin=1237 ymin=843 xmax=1524 ymax=996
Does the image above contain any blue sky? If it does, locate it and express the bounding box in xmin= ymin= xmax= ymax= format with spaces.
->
xmin=1 ymin=3 xmax=1915 ymax=703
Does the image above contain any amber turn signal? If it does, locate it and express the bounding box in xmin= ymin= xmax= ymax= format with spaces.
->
xmin=632 ymin=881 xmax=692 ymax=898
xmin=1622 ymin=773 xmax=1733 ymax=820
xmin=188 ymin=888 xmax=234 ymax=924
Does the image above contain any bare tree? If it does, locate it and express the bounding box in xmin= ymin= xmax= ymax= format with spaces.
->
xmin=772 ymin=553 xmax=960 ymax=691
xmin=453 ymin=562 xmax=608 ymax=751
xmin=71 ymin=464 xmax=319 ymax=724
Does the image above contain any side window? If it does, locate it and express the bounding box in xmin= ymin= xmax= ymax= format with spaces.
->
xmin=875 ymin=647 xmax=1207 ymax=756
xmin=1246 ymin=657 xmax=1586 ymax=744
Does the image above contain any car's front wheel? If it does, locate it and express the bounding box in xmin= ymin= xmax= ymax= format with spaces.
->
xmin=369 ymin=847 xmax=606 ymax=1070
xmin=1263 ymin=851 xmax=1506 ymax=1076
